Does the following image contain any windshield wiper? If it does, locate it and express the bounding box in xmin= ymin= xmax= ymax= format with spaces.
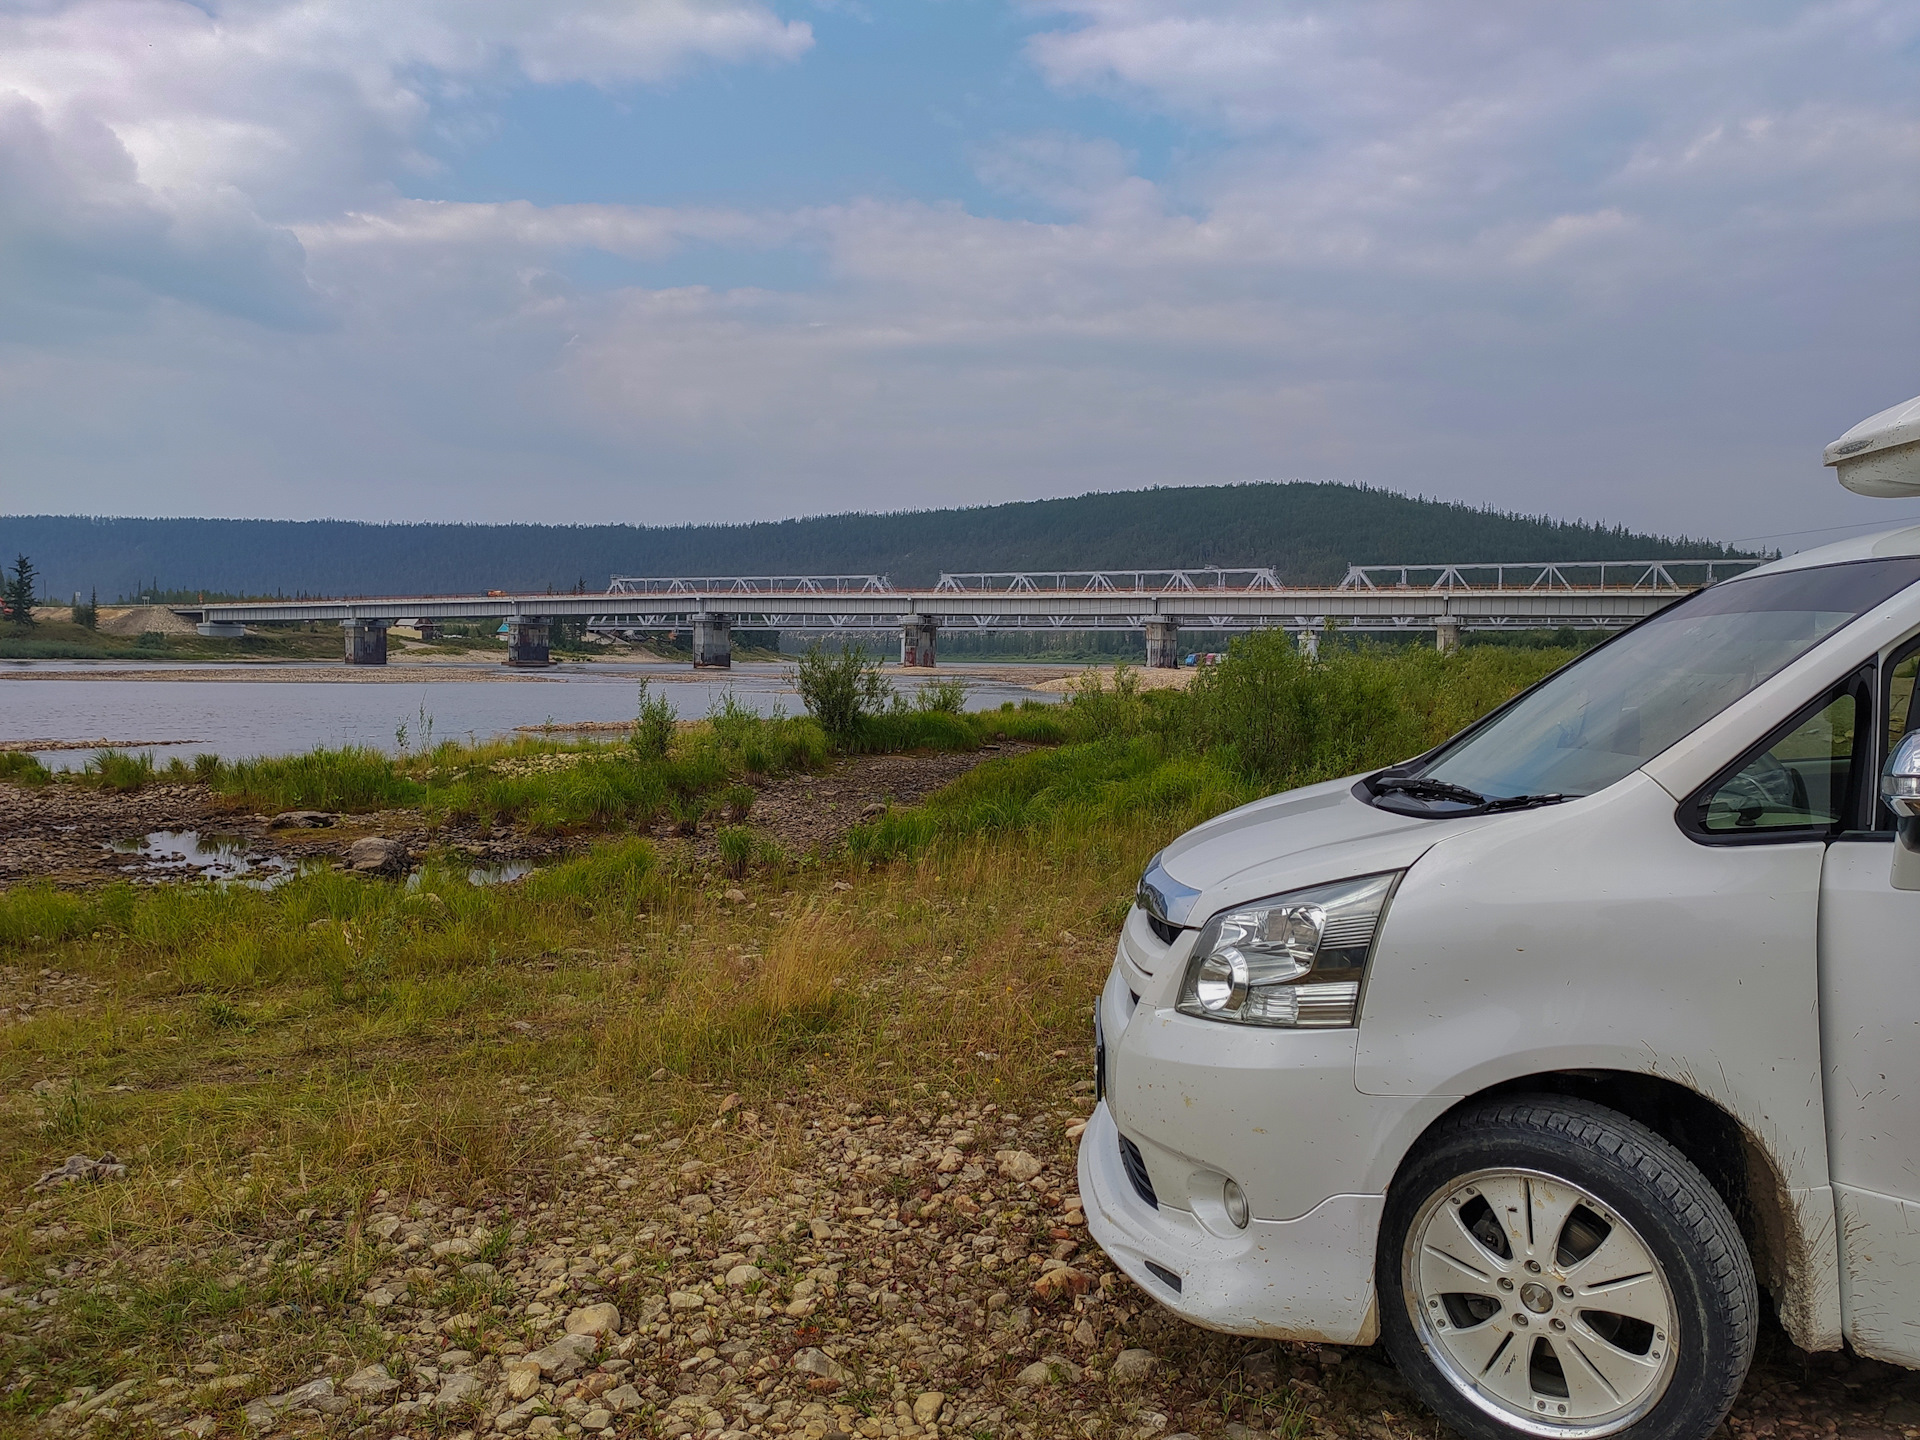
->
xmin=1371 ymin=775 xmax=1573 ymax=813
xmin=1482 ymin=792 xmax=1570 ymax=812
xmin=1371 ymin=776 xmax=1488 ymax=806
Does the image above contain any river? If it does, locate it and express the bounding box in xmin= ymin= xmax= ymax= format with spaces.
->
xmin=0 ymin=660 xmax=1063 ymax=769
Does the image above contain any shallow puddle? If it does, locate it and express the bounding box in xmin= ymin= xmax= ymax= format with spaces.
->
xmin=109 ymin=830 xmax=296 ymax=886
xmin=406 ymin=861 xmax=536 ymax=889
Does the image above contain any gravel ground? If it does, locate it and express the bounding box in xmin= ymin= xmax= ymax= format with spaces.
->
xmin=8 ymin=1078 xmax=1915 ymax=1440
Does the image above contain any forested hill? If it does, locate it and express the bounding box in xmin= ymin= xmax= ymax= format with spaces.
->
xmin=4 ymin=483 xmax=1748 ymax=601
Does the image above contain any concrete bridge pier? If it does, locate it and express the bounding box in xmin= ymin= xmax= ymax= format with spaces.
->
xmin=901 ymin=615 xmax=939 ymax=667
xmin=413 ymin=619 xmax=441 ymax=642
xmin=1434 ymin=616 xmax=1461 ymax=654
xmin=692 ymin=613 xmax=733 ymax=669
xmin=342 ymin=618 xmax=390 ymax=665
xmin=505 ymin=618 xmax=553 ymax=668
xmin=1144 ymin=620 xmax=1182 ymax=669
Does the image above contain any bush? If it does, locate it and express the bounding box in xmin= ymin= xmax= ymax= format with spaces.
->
xmin=1064 ymin=633 xmax=1572 ymax=792
xmin=913 ymin=677 xmax=971 ymax=714
xmin=795 ymin=643 xmax=892 ymax=744
xmin=631 ymin=680 xmax=676 ymax=759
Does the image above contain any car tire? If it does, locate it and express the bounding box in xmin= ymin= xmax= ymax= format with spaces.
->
xmin=1377 ymin=1094 xmax=1757 ymax=1440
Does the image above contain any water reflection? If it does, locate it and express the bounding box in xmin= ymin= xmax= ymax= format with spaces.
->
xmin=109 ymin=830 xmax=296 ymax=886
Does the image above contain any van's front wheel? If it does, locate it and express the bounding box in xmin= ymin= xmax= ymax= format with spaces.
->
xmin=1378 ymin=1095 xmax=1756 ymax=1440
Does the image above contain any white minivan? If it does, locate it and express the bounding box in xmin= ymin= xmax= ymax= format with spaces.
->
xmin=1081 ymin=394 xmax=1920 ymax=1440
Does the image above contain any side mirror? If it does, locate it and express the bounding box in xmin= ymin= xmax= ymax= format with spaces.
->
xmin=1827 ymin=394 xmax=1920 ymax=497
xmin=1883 ymin=732 xmax=1920 ymax=890
xmin=1884 ymin=731 xmax=1920 ymax=816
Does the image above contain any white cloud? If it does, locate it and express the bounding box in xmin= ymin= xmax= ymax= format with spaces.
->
xmin=0 ymin=0 xmax=1914 ymax=548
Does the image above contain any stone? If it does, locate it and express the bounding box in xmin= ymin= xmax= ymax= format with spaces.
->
xmin=1220 ymin=1426 xmax=1262 ymax=1440
xmin=724 ymin=1264 xmax=763 ymax=1288
xmin=1240 ymin=1350 xmax=1279 ymax=1388
xmin=181 ymin=1419 xmax=217 ymax=1439
xmin=525 ymin=1418 xmax=561 ymax=1439
xmin=74 ymin=1379 xmax=138 ymax=1415
xmin=460 ymin=1262 xmax=498 ymax=1282
xmin=912 ymin=1393 xmax=946 ymax=1426
xmin=791 ymin=1348 xmax=853 ymax=1384
xmin=605 ymin=1385 xmax=642 ymax=1413
xmin=347 ymin=836 xmax=409 ymax=876
xmin=995 ymin=1150 xmax=1043 ymax=1183
xmin=564 ymin=1302 xmax=622 ymax=1337
xmin=526 ymin=1332 xmax=597 ymax=1380
xmin=360 ymin=1288 xmax=396 ymax=1309
xmin=668 ymin=1290 xmax=705 ymax=1311
xmin=1110 ymin=1350 xmax=1158 ymax=1384
xmin=1015 ymin=1357 xmax=1081 ymax=1387
xmin=723 ymin=889 xmax=748 ymax=904
xmin=435 ymin=1374 xmax=482 ymax=1410
xmin=243 ymin=1399 xmax=278 ymax=1430
xmin=680 ymin=1193 xmax=715 ymax=1217
xmin=341 ymin=1364 xmax=399 ymax=1399
xmin=504 ymin=1364 xmax=542 ymax=1401
xmin=580 ymin=1410 xmax=614 ymax=1432
xmin=1031 ymin=1266 xmax=1092 ymax=1303
xmin=270 ymin=811 xmax=336 ymax=829
xmin=32 ymin=1153 xmax=128 ymax=1191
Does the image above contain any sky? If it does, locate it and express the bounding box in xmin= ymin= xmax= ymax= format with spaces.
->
xmin=0 ymin=0 xmax=1915 ymax=551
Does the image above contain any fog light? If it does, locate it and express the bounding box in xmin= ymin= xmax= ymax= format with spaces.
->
xmin=1222 ymin=1178 xmax=1250 ymax=1229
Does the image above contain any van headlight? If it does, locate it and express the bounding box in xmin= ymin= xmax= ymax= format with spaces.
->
xmin=1176 ymin=872 xmax=1401 ymax=1028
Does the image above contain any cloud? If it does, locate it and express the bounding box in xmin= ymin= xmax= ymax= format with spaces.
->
xmin=0 ymin=0 xmax=814 ymax=336
xmin=0 ymin=0 xmax=1913 ymax=548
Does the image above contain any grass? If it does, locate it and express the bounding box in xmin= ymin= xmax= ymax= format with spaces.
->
xmin=24 ymin=699 xmax=1071 ymax=836
xmin=0 ymin=635 xmax=1569 ymax=1420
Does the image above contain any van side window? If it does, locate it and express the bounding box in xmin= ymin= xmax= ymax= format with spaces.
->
xmin=1685 ymin=669 xmax=1872 ymax=842
xmin=1886 ymin=645 xmax=1920 ymax=766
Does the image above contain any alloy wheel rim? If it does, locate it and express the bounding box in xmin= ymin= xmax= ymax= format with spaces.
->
xmin=1404 ymin=1167 xmax=1680 ymax=1438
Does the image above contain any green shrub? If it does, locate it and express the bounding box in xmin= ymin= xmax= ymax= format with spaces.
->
xmin=795 ymin=642 xmax=892 ymax=744
xmin=913 ymin=677 xmax=971 ymax=714
xmin=631 ymin=680 xmax=676 ymax=759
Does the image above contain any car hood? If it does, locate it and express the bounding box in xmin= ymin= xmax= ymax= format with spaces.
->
xmin=1157 ymin=774 xmax=1496 ymax=919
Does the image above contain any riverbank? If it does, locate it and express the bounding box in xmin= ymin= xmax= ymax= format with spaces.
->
xmin=2 ymin=720 xmax=1898 ymax=1440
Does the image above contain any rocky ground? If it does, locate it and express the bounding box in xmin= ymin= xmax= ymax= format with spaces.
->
xmin=0 ymin=745 xmax=1019 ymax=888
xmin=6 ymin=1082 xmax=1913 ymax=1440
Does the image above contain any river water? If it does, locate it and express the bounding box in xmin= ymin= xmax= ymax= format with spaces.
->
xmin=0 ymin=660 xmax=1060 ymax=770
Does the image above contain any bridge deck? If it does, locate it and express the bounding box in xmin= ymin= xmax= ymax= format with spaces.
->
xmin=181 ymin=584 xmax=1690 ymax=629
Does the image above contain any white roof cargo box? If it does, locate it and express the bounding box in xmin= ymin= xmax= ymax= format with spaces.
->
xmin=1827 ymin=393 xmax=1920 ymax=496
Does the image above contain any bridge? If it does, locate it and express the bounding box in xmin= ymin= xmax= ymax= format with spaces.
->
xmin=177 ymin=558 xmax=1758 ymax=668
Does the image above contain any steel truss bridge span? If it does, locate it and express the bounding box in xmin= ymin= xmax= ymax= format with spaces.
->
xmin=185 ymin=582 xmax=1696 ymax=631
xmin=176 ymin=559 xmax=1749 ymax=668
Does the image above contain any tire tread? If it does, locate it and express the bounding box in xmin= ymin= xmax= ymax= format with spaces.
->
xmin=1380 ymin=1094 xmax=1757 ymax=1440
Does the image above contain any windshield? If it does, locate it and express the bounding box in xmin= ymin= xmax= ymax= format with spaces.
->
xmin=1398 ymin=558 xmax=1920 ymax=807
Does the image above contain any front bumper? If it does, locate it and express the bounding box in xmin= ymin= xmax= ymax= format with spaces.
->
xmin=1077 ymin=1100 xmax=1383 ymax=1344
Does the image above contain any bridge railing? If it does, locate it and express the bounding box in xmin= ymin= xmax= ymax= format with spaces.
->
xmin=1338 ymin=559 xmax=1761 ymax=591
